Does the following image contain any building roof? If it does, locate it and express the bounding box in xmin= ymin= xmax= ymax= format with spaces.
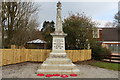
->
xmin=27 ymin=39 xmax=47 ymax=44
xmin=102 ymin=28 xmax=120 ymax=41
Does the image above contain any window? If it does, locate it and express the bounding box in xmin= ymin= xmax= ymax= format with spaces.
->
xmin=108 ymin=44 xmax=119 ymax=53
xmin=93 ymin=29 xmax=99 ymax=38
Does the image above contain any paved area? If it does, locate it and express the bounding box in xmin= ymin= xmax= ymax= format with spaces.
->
xmin=1 ymin=62 xmax=119 ymax=78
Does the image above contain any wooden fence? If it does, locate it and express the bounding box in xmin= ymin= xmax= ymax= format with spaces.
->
xmin=0 ymin=49 xmax=92 ymax=66
xmin=102 ymin=55 xmax=120 ymax=64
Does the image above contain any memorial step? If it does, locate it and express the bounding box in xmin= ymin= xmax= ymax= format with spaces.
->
xmin=43 ymin=58 xmax=72 ymax=64
xmin=37 ymin=69 xmax=80 ymax=74
xmin=40 ymin=64 xmax=77 ymax=70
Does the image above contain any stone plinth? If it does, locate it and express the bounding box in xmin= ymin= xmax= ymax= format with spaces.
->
xmin=36 ymin=55 xmax=80 ymax=74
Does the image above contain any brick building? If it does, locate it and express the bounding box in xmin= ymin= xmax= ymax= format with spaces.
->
xmin=96 ymin=28 xmax=120 ymax=53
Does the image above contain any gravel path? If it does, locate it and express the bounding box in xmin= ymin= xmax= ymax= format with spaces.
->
xmin=1 ymin=62 xmax=119 ymax=78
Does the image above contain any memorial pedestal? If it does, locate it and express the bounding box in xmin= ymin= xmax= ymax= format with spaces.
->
xmin=36 ymin=33 xmax=80 ymax=74
xmin=36 ymin=53 xmax=80 ymax=74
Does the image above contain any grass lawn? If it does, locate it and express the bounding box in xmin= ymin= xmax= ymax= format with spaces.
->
xmin=90 ymin=61 xmax=120 ymax=71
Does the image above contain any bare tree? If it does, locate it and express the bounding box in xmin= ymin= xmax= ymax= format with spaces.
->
xmin=1 ymin=2 xmax=40 ymax=48
xmin=114 ymin=11 xmax=120 ymax=27
xmin=0 ymin=2 xmax=2 ymax=48
xmin=105 ymin=22 xmax=115 ymax=28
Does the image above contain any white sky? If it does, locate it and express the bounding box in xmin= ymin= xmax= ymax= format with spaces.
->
xmin=5 ymin=0 xmax=119 ymax=28
xmin=36 ymin=1 xmax=118 ymax=29
xmin=23 ymin=0 xmax=119 ymax=2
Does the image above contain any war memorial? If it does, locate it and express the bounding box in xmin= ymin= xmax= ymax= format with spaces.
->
xmin=37 ymin=2 xmax=80 ymax=75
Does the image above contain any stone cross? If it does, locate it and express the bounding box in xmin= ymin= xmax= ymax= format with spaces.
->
xmin=55 ymin=2 xmax=63 ymax=33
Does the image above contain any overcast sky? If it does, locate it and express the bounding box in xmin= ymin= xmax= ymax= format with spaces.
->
xmin=36 ymin=1 xmax=119 ymax=29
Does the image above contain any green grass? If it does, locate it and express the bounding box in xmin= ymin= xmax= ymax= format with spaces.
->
xmin=90 ymin=61 xmax=120 ymax=71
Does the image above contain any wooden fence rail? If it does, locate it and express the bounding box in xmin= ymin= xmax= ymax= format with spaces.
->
xmin=0 ymin=49 xmax=92 ymax=66
xmin=102 ymin=55 xmax=120 ymax=64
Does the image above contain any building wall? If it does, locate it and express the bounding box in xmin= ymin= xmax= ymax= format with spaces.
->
xmin=25 ymin=43 xmax=46 ymax=49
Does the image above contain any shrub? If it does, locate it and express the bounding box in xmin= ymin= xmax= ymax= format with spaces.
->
xmin=92 ymin=45 xmax=111 ymax=60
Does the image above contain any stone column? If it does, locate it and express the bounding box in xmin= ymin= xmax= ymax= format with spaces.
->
xmin=55 ymin=2 xmax=63 ymax=33
xmin=50 ymin=1 xmax=67 ymax=55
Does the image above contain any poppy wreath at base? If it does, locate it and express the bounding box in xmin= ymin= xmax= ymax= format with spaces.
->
xmin=37 ymin=74 xmax=78 ymax=77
